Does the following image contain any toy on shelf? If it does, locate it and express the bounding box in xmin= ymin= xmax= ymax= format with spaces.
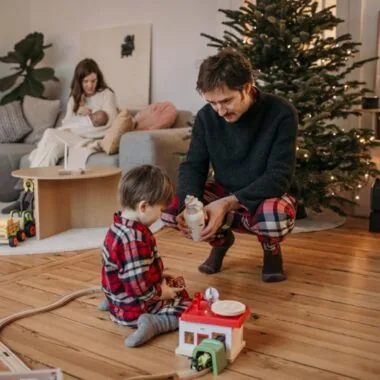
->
xmin=176 ymin=288 xmax=250 ymax=363
xmin=0 ymin=215 xmax=24 ymax=247
xmin=10 ymin=210 xmax=36 ymax=238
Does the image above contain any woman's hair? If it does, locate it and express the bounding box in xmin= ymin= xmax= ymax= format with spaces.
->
xmin=70 ymin=58 xmax=111 ymax=113
xmin=119 ymin=165 xmax=174 ymax=209
xmin=196 ymin=48 xmax=253 ymax=94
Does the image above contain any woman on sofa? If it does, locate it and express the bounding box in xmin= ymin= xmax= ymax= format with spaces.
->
xmin=28 ymin=58 xmax=118 ymax=167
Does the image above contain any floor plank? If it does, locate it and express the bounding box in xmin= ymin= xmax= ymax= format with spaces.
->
xmin=0 ymin=218 xmax=378 ymax=379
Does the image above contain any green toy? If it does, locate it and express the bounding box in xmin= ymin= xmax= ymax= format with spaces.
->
xmin=10 ymin=210 xmax=36 ymax=238
xmin=190 ymin=339 xmax=228 ymax=376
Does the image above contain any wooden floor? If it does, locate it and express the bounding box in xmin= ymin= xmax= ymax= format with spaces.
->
xmin=0 ymin=218 xmax=379 ymax=380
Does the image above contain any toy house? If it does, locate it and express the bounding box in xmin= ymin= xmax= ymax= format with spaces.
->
xmin=176 ymin=293 xmax=250 ymax=362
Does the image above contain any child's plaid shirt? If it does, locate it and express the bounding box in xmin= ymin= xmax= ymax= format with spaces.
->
xmin=101 ymin=213 xmax=165 ymax=324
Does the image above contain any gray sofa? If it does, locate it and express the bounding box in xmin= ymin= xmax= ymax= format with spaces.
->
xmin=0 ymin=110 xmax=192 ymax=202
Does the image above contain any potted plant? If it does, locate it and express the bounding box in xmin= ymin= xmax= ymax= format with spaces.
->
xmin=0 ymin=32 xmax=59 ymax=105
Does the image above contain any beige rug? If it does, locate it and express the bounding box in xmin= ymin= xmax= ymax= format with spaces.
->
xmin=0 ymin=202 xmax=345 ymax=256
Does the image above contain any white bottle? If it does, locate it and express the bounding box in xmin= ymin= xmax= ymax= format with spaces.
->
xmin=184 ymin=195 xmax=205 ymax=242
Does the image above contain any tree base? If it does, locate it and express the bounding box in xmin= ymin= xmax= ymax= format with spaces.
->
xmin=296 ymin=203 xmax=307 ymax=220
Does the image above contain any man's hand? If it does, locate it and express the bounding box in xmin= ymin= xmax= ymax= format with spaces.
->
xmin=200 ymin=195 xmax=239 ymax=241
xmin=160 ymin=282 xmax=183 ymax=300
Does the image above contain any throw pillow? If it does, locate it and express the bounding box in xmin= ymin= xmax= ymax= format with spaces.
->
xmin=0 ymin=101 xmax=32 ymax=143
xmin=100 ymin=109 xmax=135 ymax=155
xmin=134 ymin=102 xmax=177 ymax=131
xmin=23 ymin=95 xmax=61 ymax=143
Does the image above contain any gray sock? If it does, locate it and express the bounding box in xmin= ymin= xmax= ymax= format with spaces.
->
xmin=98 ymin=298 xmax=109 ymax=311
xmin=124 ymin=314 xmax=178 ymax=348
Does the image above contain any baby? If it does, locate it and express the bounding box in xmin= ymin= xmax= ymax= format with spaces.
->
xmin=59 ymin=110 xmax=109 ymax=139
xmin=62 ymin=110 xmax=109 ymax=128
xmin=89 ymin=110 xmax=109 ymax=127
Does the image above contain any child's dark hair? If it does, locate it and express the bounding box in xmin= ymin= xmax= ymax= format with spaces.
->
xmin=119 ymin=165 xmax=174 ymax=209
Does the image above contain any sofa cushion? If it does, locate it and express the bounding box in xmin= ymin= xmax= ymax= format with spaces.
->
xmin=87 ymin=152 xmax=119 ymax=166
xmin=134 ymin=102 xmax=177 ymax=131
xmin=100 ymin=109 xmax=134 ymax=155
xmin=23 ymin=96 xmax=61 ymax=144
xmin=0 ymin=101 xmax=32 ymax=143
xmin=0 ymin=143 xmax=36 ymax=202
xmin=20 ymin=150 xmax=119 ymax=170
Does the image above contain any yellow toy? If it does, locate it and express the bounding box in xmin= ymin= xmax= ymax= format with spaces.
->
xmin=0 ymin=215 xmax=25 ymax=247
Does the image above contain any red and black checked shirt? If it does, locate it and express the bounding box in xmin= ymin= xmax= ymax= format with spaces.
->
xmin=101 ymin=213 xmax=164 ymax=323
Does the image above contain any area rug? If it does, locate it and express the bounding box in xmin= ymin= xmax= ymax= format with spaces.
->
xmin=0 ymin=202 xmax=345 ymax=256
xmin=293 ymin=208 xmax=346 ymax=233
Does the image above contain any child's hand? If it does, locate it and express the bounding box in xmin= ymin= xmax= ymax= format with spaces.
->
xmin=160 ymin=282 xmax=183 ymax=300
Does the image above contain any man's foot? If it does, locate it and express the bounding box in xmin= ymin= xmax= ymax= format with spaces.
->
xmin=198 ymin=230 xmax=235 ymax=274
xmin=261 ymin=251 xmax=286 ymax=282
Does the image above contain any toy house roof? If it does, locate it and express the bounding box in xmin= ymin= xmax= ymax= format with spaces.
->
xmin=180 ymin=299 xmax=250 ymax=328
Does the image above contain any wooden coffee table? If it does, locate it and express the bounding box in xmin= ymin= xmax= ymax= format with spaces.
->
xmin=12 ymin=166 xmax=122 ymax=240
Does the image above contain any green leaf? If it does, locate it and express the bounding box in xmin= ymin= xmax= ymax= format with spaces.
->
xmin=0 ymin=72 xmax=21 ymax=91
xmin=30 ymin=50 xmax=44 ymax=67
xmin=15 ymin=35 xmax=35 ymax=57
xmin=32 ymin=67 xmax=55 ymax=82
xmin=0 ymin=84 xmax=23 ymax=105
xmin=24 ymin=76 xmax=45 ymax=97
xmin=0 ymin=51 xmax=22 ymax=64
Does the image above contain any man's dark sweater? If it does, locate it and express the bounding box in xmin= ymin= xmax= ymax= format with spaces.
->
xmin=178 ymin=90 xmax=298 ymax=214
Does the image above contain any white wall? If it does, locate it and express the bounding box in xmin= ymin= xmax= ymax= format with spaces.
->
xmin=0 ymin=0 xmax=30 ymax=83
xmin=337 ymin=0 xmax=380 ymax=127
xmin=335 ymin=0 xmax=380 ymax=216
xmin=23 ymin=0 xmax=240 ymax=113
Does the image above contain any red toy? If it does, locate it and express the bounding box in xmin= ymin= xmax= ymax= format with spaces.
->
xmin=176 ymin=290 xmax=250 ymax=362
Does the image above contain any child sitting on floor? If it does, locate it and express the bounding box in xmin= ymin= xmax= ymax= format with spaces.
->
xmin=99 ymin=165 xmax=191 ymax=347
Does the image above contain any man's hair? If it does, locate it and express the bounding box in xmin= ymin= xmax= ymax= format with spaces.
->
xmin=196 ymin=48 xmax=253 ymax=94
xmin=119 ymin=165 xmax=174 ymax=209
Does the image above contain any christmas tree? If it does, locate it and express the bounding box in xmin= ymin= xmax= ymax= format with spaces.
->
xmin=201 ymin=0 xmax=380 ymax=216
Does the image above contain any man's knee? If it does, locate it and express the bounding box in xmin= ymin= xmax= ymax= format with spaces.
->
xmin=256 ymin=195 xmax=296 ymax=238
xmin=161 ymin=195 xmax=180 ymax=226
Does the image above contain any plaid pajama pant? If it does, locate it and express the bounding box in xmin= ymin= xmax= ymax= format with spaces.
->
xmin=110 ymin=297 xmax=191 ymax=328
xmin=161 ymin=181 xmax=297 ymax=252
